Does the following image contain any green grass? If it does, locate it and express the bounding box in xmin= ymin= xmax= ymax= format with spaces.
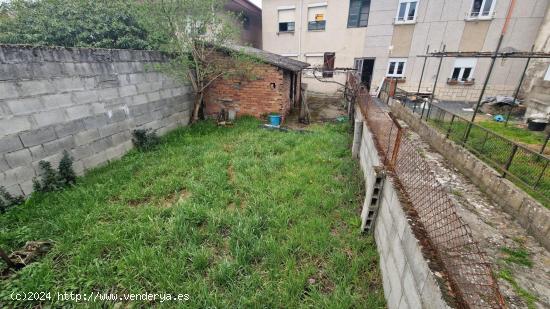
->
xmin=477 ymin=121 xmax=546 ymax=146
xmin=0 ymin=118 xmax=385 ymax=307
xmin=497 ymin=247 xmax=537 ymax=308
xmin=428 ymin=117 xmax=550 ymax=207
xmin=498 ymin=268 xmax=538 ymax=309
xmin=500 ymin=247 xmax=533 ymax=268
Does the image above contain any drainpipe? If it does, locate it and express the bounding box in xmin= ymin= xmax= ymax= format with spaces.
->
xmin=464 ymin=0 xmax=517 ymax=142
xmin=298 ymin=0 xmax=303 ymax=61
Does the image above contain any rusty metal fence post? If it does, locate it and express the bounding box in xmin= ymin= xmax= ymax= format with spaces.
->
xmin=388 ymin=113 xmax=405 ymax=171
xmin=503 ymin=144 xmax=518 ymax=178
xmin=358 ymin=94 xmax=505 ymax=308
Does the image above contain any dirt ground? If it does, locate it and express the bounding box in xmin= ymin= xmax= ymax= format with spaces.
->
xmin=285 ymin=93 xmax=348 ymax=128
xmin=407 ymin=131 xmax=550 ymax=309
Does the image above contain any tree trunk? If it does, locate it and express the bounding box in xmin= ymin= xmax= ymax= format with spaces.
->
xmin=191 ymin=92 xmax=204 ymax=123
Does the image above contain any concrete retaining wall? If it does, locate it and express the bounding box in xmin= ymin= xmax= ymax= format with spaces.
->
xmin=0 ymin=45 xmax=194 ymax=196
xmin=390 ymin=100 xmax=550 ymax=251
xmin=354 ymin=109 xmax=450 ymax=309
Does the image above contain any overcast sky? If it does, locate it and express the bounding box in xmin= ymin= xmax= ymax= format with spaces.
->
xmin=249 ymin=0 xmax=262 ymax=8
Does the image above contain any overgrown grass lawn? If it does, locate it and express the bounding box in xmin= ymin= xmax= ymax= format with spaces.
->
xmin=0 ymin=118 xmax=384 ymax=307
xmin=478 ymin=121 xmax=546 ymax=146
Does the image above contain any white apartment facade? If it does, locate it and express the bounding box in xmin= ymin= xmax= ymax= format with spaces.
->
xmin=262 ymin=0 xmax=549 ymax=101
xmin=263 ymin=0 xmax=379 ymax=93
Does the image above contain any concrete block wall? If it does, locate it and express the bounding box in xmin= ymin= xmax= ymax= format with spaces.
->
xmin=399 ymin=82 xmax=517 ymax=103
xmin=390 ymin=100 xmax=550 ymax=251
xmin=0 ymin=45 xmax=194 ymax=196
xmin=354 ymin=108 xmax=450 ymax=309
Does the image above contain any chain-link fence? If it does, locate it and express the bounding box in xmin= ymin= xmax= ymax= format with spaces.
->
xmin=350 ymin=74 xmax=505 ymax=308
xmin=397 ymin=91 xmax=550 ymax=206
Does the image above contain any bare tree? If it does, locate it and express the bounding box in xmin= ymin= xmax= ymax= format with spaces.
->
xmin=145 ymin=0 xmax=259 ymax=123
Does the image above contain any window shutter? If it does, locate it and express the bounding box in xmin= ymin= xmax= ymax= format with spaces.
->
xmin=308 ymin=6 xmax=326 ymax=21
xmin=278 ymin=9 xmax=295 ymax=23
xmin=454 ymin=58 xmax=476 ymax=68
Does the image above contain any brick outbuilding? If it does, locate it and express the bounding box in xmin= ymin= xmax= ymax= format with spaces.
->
xmin=204 ymin=45 xmax=309 ymax=122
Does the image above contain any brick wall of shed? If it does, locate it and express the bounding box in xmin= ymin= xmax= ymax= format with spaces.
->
xmin=281 ymin=70 xmax=292 ymax=115
xmin=204 ymin=62 xmax=292 ymax=120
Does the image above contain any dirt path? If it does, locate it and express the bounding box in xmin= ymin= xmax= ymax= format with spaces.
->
xmin=286 ymin=93 xmax=348 ymax=129
xmin=406 ymin=132 xmax=550 ymax=308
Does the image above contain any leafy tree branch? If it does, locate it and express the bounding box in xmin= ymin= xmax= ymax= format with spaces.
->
xmin=144 ymin=0 xmax=261 ymax=123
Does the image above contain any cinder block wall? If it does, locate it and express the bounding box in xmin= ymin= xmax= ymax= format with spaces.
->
xmin=0 ymin=45 xmax=194 ymax=196
xmin=398 ymin=83 xmax=517 ymax=103
xmin=354 ymin=109 xmax=450 ymax=309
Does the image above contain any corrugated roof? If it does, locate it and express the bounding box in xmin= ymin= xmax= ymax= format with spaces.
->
xmin=225 ymin=44 xmax=310 ymax=72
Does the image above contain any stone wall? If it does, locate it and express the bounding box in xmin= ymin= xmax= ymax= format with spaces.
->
xmin=398 ymin=82 xmax=517 ymax=103
xmin=390 ymin=101 xmax=550 ymax=251
xmin=354 ymin=108 xmax=450 ymax=309
xmin=0 ymin=45 xmax=194 ymax=196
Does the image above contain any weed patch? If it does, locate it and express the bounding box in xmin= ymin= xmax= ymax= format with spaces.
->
xmin=498 ymin=268 xmax=538 ymax=309
xmin=132 ymin=129 xmax=160 ymax=152
xmin=500 ymin=247 xmax=533 ymax=268
xmin=32 ymin=151 xmax=76 ymax=193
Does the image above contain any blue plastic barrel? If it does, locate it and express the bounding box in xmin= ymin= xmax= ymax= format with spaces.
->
xmin=268 ymin=114 xmax=282 ymax=126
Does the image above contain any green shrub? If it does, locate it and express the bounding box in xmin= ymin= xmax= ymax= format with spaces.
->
xmin=33 ymin=151 xmax=76 ymax=193
xmin=58 ymin=150 xmax=76 ymax=186
xmin=132 ymin=129 xmax=160 ymax=152
xmin=0 ymin=0 xmax=159 ymax=50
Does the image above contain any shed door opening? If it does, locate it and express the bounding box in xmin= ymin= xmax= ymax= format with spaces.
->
xmin=354 ymin=58 xmax=375 ymax=90
xmin=323 ymin=52 xmax=335 ymax=78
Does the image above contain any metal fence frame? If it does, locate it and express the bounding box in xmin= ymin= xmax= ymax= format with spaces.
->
xmin=394 ymin=88 xmax=550 ymax=206
xmin=349 ymin=73 xmax=505 ymax=308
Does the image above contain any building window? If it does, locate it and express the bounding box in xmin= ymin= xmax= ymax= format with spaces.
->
xmin=544 ymin=65 xmax=550 ymax=81
xmin=308 ymin=5 xmax=327 ymax=31
xmin=470 ymin=0 xmax=495 ymax=18
xmin=396 ymin=0 xmax=418 ymax=23
xmin=387 ymin=59 xmax=407 ymax=77
xmin=278 ymin=8 xmax=295 ymax=33
xmin=323 ymin=52 xmax=335 ymax=78
xmin=347 ymin=0 xmax=370 ymax=28
xmin=450 ymin=58 xmax=476 ymax=82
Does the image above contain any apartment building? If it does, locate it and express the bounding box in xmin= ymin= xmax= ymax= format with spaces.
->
xmin=262 ymin=0 xmax=549 ymax=101
xmin=523 ymin=6 xmax=550 ymax=118
xmin=262 ymin=0 xmax=374 ymax=93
